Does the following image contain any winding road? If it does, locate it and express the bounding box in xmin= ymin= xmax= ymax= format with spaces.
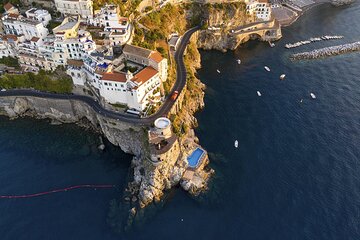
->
xmin=0 ymin=27 xmax=199 ymax=126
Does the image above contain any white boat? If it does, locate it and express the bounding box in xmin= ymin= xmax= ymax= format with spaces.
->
xmin=257 ymin=91 xmax=262 ymax=97
xmin=280 ymin=74 xmax=286 ymax=80
xmin=237 ymin=59 xmax=241 ymax=64
xmin=234 ymin=140 xmax=238 ymax=148
xmin=269 ymin=41 xmax=275 ymax=48
xmin=310 ymin=93 xmax=316 ymax=99
xmin=264 ymin=66 xmax=271 ymax=72
xmin=217 ymin=69 xmax=221 ymax=73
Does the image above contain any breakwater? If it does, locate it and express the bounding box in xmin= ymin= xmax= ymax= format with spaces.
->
xmin=285 ymin=35 xmax=344 ymax=49
xmin=290 ymin=41 xmax=360 ymax=60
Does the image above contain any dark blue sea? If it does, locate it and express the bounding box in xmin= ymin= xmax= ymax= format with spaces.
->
xmin=1 ymin=2 xmax=360 ymax=239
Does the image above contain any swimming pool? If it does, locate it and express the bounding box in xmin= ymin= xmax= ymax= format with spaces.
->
xmin=187 ymin=147 xmax=205 ymax=168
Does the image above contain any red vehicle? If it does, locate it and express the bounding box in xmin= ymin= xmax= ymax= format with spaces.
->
xmin=171 ymin=91 xmax=179 ymax=101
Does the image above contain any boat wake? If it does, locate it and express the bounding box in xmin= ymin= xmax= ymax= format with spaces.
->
xmin=0 ymin=184 xmax=115 ymax=199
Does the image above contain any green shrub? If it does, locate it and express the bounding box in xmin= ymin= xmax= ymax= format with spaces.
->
xmin=0 ymin=57 xmax=20 ymax=69
xmin=0 ymin=71 xmax=73 ymax=93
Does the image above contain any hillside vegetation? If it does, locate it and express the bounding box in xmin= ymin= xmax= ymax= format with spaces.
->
xmin=0 ymin=69 xmax=73 ymax=93
xmin=136 ymin=4 xmax=187 ymax=50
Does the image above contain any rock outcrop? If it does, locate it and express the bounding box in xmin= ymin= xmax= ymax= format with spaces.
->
xmin=192 ymin=2 xmax=250 ymax=51
xmin=331 ymin=0 xmax=354 ymax=6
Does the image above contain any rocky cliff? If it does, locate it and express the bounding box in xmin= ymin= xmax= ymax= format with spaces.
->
xmin=191 ymin=2 xmax=252 ymax=51
xmin=0 ymin=96 xmax=146 ymax=155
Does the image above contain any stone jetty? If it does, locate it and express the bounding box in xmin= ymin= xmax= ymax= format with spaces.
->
xmin=332 ymin=0 xmax=354 ymax=6
xmin=291 ymin=41 xmax=360 ymax=60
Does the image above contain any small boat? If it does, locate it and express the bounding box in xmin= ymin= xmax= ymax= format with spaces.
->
xmin=269 ymin=41 xmax=275 ymax=48
xmin=237 ymin=59 xmax=241 ymax=64
xmin=217 ymin=69 xmax=221 ymax=73
xmin=300 ymin=99 xmax=303 ymax=103
xmin=234 ymin=140 xmax=238 ymax=148
xmin=280 ymin=74 xmax=286 ymax=80
xmin=257 ymin=91 xmax=262 ymax=97
xmin=310 ymin=93 xmax=316 ymax=99
xmin=264 ymin=66 xmax=271 ymax=72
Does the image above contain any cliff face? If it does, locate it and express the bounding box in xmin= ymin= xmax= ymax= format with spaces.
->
xmin=0 ymin=96 xmax=146 ymax=155
xmin=193 ymin=2 xmax=251 ymax=51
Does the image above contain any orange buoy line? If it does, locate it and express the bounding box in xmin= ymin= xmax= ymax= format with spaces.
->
xmin=0 ymin=184 xmax=115 ymax=199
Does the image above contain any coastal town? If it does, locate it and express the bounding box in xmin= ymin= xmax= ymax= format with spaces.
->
xmin=0 ymin=0 xmax=354 ymax=230
xmin=0 ymin=0 xmax=285 ymax=113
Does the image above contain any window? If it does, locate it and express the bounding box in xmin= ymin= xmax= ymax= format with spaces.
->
xmin=104 ymin=82 xmax=108 ymax=86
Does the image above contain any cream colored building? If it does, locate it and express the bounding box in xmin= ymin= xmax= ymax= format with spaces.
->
xmin=245 ymin=0 xmax=272 ymax=21
xmin=123 ymin=44 xmax=168 ymax=82
xmin=54 ymin=0 xmax=93 ymax=20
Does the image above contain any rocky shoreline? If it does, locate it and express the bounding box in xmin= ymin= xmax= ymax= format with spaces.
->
xmin=291 ymin=41 xmax=360 ymax=60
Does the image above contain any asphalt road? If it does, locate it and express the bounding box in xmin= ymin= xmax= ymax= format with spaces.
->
xmin=0 ymin=27 xmax=199 ymax=126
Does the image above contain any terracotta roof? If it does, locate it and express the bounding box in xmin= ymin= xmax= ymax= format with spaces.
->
xmin=258 ymin=0 xmax=269 ymax=3
xmin=4 ymin=2 xmax=14 ymax=11
xmin=67 ymin=59 xmax=84 ymax=67
xmin=4 ymin=34 xmax=18 ymax=41
xmin=132 ymin=66 xmax=158 ymax=85
xmin=30 ymin=37 xmax=40 ymax=42
xmin=101 ymin=72 xmax=127 ymax=83
xmin=7 ymin=13 xmax=19 ymax=19
xmin=149 ymin=51 xmax=163 ymax=63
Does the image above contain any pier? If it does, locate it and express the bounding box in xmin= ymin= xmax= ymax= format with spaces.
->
xmin=285 ymin=35 xmax=344 ymax=49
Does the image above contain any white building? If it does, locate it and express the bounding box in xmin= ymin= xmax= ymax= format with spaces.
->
xmin=98 ymin=67 xmax=161 ymax=111
xmin=25 ymin=8 xmax=52 ymax=27
xmin=67 ymin=44 xmax=167 ymax=111
xmin=54 ymin=0 xmax=93 ymax=20
xmin=66 ymin=59 xmax=87 ymax=85
xmin=2 ymin=14 xmax=49 ymax=41
xmin=0 ymin=34 xmax=20 ymax=58
xmin=245 ymin=0 xmax=272 ymax=21
xmin=91 ymin=4 xmax=132 ymax=46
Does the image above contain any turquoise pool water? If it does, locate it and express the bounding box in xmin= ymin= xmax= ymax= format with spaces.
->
xmin=187 ymin=147 xmax=205 ymax=168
